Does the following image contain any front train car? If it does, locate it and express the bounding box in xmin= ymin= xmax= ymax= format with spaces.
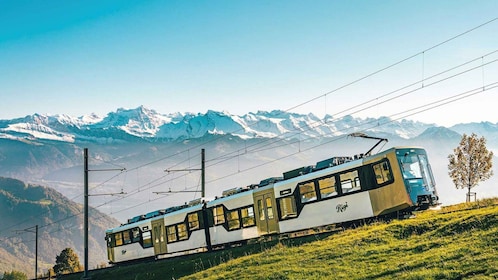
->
xmin=359 ymin=147 xmax=439 ymax=217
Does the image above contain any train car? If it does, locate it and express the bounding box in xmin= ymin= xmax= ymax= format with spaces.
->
xmin=206 ymin=187 xmax=259 ymax=247
xmin=267 ymin=147 xmax=438 ymax=236
xmin=105 ymin=146 xmax=438 ymax=264
xmin=155 ymin=202 xmax=208 ymax=258
xmin=105 ymin=216 xmax=155 ymax=263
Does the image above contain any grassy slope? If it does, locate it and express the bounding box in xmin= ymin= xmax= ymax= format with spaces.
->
xmin=62 ymin=199 xmax=498 ymax=280
xmin=183 ymin=199 xmax=498 ymax=280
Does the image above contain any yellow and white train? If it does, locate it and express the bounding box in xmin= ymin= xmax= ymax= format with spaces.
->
xmin=105 ymin=146 xmax=438 ymax=263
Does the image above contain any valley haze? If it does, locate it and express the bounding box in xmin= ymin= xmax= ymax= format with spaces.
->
xmin=0 ymin=106 xmax=497 ymax=223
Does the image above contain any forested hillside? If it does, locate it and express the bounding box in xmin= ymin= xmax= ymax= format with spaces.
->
xmin=0 ymin=177 xmax=119 ymax=278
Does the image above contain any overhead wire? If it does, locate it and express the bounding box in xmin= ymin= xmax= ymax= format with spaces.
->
xmin=210 ymin=82 xmax=498 ymax=185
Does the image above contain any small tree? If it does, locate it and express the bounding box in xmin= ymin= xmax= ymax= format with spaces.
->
xmin=1 ymin=270 xmax=28 ymax=280
xmin=53 ymin=248 xmax=82 ymax=275
xmin=448 ymin=133 xmax=494 ymax=202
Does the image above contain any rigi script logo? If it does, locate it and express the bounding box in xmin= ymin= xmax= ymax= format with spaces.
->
xmin=336 ymin=202 xmax=348 ymax=213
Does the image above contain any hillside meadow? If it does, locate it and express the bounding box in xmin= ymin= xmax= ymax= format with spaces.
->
xmin=61 ymin=198 xmax=498 ymax=280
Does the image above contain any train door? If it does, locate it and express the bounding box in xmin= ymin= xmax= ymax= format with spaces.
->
xmin=105 ymin=233 xmax=115 ymax=263
xmin=151 ymin=219 xmax=167 ymax=255
xmin=253 ymin=188 xmax=280 ymax=235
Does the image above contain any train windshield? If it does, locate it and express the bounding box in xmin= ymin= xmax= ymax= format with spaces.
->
xmin=397 ymin=148 xmax=438 ymax=207
xmin=399 ymin=152 xmax=435 ymax=189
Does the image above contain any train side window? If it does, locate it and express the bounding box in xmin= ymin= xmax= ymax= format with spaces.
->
xmin=318 ymin=176 xmax=337 ymax=199
xmin=167 ymin=225 xmax=177 ymax=243
xmin=115 ymin=232 xmax=123 ymax=246
xmin=241 ymin=206 xmax=255 ymax=227
xmin=299 ymin=181 xmax=317 ymax=203
xmin=279 ymin=196 xmax=297 ymax=219
xmin=188 ymin=213 xmax=200 ymax=231
xmin=227 ymin=210 xmax=241 ymax=230
xmin=177 ymin=223 xmax=188 ymax=241
xmin=257 ymin=199 xmax=265 ymax=221
xmin=373 ymin=161 xmax=392 ymax=185
xmin=142 ymin=231 xmax=153 ymax=248
xmin=213 ymin=206 xmax=225 ymax=225
xmin=131 ymin=228 xmax=141 ymax=243
xmin=123 ymin=230 xmax=132 ymax=244
xmin=340 ymin=170 xmax=361 ymax=193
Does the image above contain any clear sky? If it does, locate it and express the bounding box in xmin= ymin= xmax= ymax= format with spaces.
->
xmin=1 ymin=0 xmax=497 ymax=126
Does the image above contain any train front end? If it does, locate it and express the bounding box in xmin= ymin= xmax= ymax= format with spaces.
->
xmin=396 ymin=148 xmax=439 ymax=209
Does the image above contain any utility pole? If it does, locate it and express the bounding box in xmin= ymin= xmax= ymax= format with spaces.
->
xmin=83 ymin=148 xmax=89 ymax=280
xmin=83 ymin=148 xmax=125 ymax=280
xmin=15 ymin=225 xmax=38 ymax=280
xmin=201 ymin=148 xmax=205 ymax=198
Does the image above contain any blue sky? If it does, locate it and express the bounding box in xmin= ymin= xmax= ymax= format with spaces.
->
xmin=1 ymin=0 xmax=497 ymax=126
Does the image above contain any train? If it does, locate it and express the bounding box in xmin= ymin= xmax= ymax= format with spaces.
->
xmin=105 ymin=146 xmax=439 ymax=264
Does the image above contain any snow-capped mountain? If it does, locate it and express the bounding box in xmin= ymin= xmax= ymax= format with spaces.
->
xmin=0 ymin=106 xmax=437 ymax=143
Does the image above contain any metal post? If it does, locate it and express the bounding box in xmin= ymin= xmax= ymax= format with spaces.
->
xmin=83 ymin=148 xmax=90 ymax=280
xmin=35 ymin=225 xmax=38 ymax=280
xmin=81 ymin=148 xmax=123 ymax=279
xmin=201 ymin=148 xmax=205 ymax=198
xmin=15 ymin=225 xmax=38 ymax=279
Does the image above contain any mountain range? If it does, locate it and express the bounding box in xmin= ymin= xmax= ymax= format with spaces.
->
xmin=0 ymin=106 xmax=497 ymax=221
xmin=0 ymin=106 xmax=447 ymax=142
xmin=1 ymin=106 xmax=497 ymax=144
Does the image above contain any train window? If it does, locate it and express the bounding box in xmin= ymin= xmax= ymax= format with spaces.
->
xmin=318 ymin=176 xmax=337 ymax=199
xmin=177 ymin=223 xmax=188 ymax=241
xmin=266 ymin=197 xmax=274 ymax=219
xmin=257 ymin=199 xmax=265 ymax=221
xmin=142 ymin=231 xmax=153 ymax=248
xmin=123 ymin=230 xmax=132 ymax=244
xmin=115 ymin=232 xmax=123 ymax=246
xmin=279 ymin=196 xmax=297 ymax=219
xmin=241 ymin=206 xmax=255 ymax=227
xmin=131 ymin=228 xmax=141 ymax=243
xmin=299 ymin=182 xmax=317 ymax=203
xmin=167 ymin=225 xmax=177 ymax=243
xmin=107 ymin=234 xmax=116 ymax=247
xmin=373 ymin=161 xmax=392 ymax=185
xmin=227 ymin=210 xmax=241 ymax=230
xmin=153 ymin=225 xmax=160 ymax=244
xmin=188 ymin=213 xmax=200 ymax=231
xmin=340 ymin=170 xmax=361 ymax=193
xmin=213 ymin=206 xmax=225 ymax=225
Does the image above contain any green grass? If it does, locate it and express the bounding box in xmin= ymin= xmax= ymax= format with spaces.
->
xmin=60 ymin=198 xmax=498 ymax=280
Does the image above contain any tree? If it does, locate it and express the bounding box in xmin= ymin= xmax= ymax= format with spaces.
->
xmin=53 ymin=248 xmax=82 ymax=275
xmin=1 ymin=270 xmax=28 ymax=280
xmin=448 ymin=133 xmax=494 ymax=202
